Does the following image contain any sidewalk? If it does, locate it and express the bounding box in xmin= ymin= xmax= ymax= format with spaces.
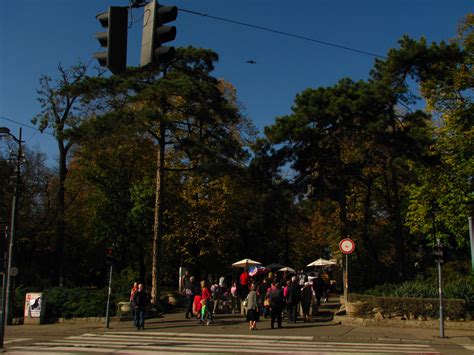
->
xmin=5 ymin=309 xmax=473 ymax=349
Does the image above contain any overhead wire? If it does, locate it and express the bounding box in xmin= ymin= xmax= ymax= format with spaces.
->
xmin=0 ymin=115 xmax=55 ymax=138
xmin=179 ymin=8 xmax=386 ymax=59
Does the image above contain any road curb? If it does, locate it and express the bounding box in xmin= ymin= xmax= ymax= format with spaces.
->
xmin=334 ymin=315 xmax=474 ymax=331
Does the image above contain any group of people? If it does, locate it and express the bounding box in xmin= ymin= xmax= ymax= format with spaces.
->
xmin=126 ymin=268 xmax=333 ymax=331
xmin=180 ymin=268 xmax=334 ymax=331
xmin=243 ymin=273 xmax=329 ymax=329
xmin=181 ymin=271 xmax=230 ymax=325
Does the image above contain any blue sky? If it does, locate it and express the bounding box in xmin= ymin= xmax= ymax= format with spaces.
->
xmin=0 ymin=1 xmax=471 ymax=165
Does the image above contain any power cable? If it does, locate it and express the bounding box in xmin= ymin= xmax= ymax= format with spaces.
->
xmin=0 ymin=115 xmax=55 ymax=138
xmin=179 ymin=8 xmax=386 ymax=59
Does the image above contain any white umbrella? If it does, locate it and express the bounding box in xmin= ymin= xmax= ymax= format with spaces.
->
xmin=232 ymin=258 xmax=262 ymax=268
xmin=278 ymin=266 xmax=296 ymax=273
xmin=306 ymin=258 xmax=337 ymax=267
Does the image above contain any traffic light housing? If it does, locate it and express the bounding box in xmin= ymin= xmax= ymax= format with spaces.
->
xmin=93 ymin=6 xmax=128 ymax=74
xmin=105 ymin=247 xmax=114 ymax=265
xmin=433 ymin=243 xmax=445 ymax=264
xmin=140 ymin=1 xmax=178 ymax=67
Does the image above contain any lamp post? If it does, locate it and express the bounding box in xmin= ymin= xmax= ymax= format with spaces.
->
xmin=0 ymin=127 xmax=22 ymax=350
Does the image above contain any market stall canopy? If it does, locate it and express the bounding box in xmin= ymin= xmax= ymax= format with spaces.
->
xmin=306 ymin=258 xmax=337 ymax=267
xmin=232 ymin=258 xmax=262 ymax=268
xmin=278 ymin=266 xmax=296 ymax=273
xmin=265 ymin=263 xmax=285 ymax=269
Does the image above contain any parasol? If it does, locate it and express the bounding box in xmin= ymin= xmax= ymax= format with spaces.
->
xmin=306 ymin=258 xmax=337 ymax=267
xmin=232 ymin=258 xmax=262 ymax=268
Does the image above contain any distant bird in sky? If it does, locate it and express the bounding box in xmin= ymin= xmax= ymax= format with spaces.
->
xmin=246 ymin=59 xmax=256 ymax=64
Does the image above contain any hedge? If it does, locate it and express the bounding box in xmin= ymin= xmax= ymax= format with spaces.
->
xmin=349 ymin=294 xmax=468 ymax=320
xmin=14 ymin=287 xmax=121 ymax=321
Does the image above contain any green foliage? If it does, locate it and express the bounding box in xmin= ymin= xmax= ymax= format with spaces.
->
xmin=42 ymin=287 xmax=115 ymax=319
xmin=364 ymin=279 xmax=437 ymax=298
xmin=10 ymin=14 xmax=472 ymax=298
xmin=351 ymin=294 xmax=468 ymax=319
xmin=445 ymin=277 xmax=474 ymax=307
xmin=14 ymin=285 xmax=117 ymax=320
xmin=363 ymin=274 xmax=474 ymax=310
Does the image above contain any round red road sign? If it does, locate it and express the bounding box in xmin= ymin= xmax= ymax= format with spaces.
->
xmin=339 ymin=238 xmax=355 ymax=254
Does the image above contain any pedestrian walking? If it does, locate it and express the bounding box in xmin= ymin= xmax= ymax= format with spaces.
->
xmin=246 ymin=284 xmax=260 ymax=330
xmin=200 ymin=280 xmax=212 ymax=325
xmin=312 ymin=272 xmax=326 ymax=306
xmin=269 ymin=281 xmax=284 ymax=329
xmin=300 ymin=282 xmax=313 ymax=322
xmin=230 ymin=281 xmax=238 ymax=314
xmin=287 ymin=276 xmax=301 ymax=323
xmin=129 ymin=282 xmax=138 ymax=328
xmin=257 ymin=279 xmax=269 ymax=317
xmin=184 ymin=276 xmax=195 ymax=319
xmin=132 ymin=283 xmax=148 ymax=330
xmin=321 ymin=270 xmax=330 ymax=302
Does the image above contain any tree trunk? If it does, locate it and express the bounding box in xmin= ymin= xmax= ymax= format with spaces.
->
xmin=335 ymin=145 xmax=349 ymax=239
xmin=362 ymin=178 xmax=378 ymax=263
xmin=390 ymin=158 xmax=406 ymax=280
xmin=151 ymin=121 xmax=166 ymax=304
xmin=55 ymin=141 xmax=67 ymax=286
xmin=388 ymin=105 xmax=406 ymax=281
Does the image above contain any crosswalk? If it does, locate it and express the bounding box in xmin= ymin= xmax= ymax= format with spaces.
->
xmin=7 ymin=331 xmax=443 ymax=354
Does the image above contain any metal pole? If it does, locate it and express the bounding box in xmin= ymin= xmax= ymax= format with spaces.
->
xmin=438 ymin=259 xmax=444 ymax=338
xmin=5 ymin=128 xmax=22 ymax=326
xmin=469 ymin=217 xmax=474 ymax=273
xmin=105 ymin=264 xmax=113 ymax=329
xmin=0 ymin=270 xmax=6 ymax=350
xmin=344 ymin=253 xmax=349 ymax=303
xmin=0 ymin=227 xmax=8 ymax=349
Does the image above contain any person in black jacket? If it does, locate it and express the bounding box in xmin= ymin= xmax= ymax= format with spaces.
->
xmin=269 ymin=282 xmax=284 ymax=329
xmin=132 ymin=284 xmax=148 ymax=330
xmin=286 ymin=276 xmax=301 ymax=323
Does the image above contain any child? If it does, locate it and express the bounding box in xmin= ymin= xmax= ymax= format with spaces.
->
xmin=201 ymin=299 xmax=208 ymax=325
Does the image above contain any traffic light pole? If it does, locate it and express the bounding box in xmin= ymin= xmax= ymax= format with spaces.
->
xmin=436 ymin=239 xmax=444 ymax=338
xmin=105 ymin=263 xmax=113 ymax=329
xmin=4 ymin=128 xmax=22 ymax=328
xmin=437 ymin=260 xmax=444 ymax=338
xmin=469 ymin=217 xmax=474 ymax=273
xmin=0 ymin=240 xmax=7 ymax=350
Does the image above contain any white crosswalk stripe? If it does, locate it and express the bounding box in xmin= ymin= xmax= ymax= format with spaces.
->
xmin=4 ymin=338 xmax=32 ymax=345
xmin=462 ymin=344 xmax=474 ymax=352
xmin=7 ymin=331 xmax=442 ymax=354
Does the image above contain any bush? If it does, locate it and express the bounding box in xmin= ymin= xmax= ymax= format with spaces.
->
xmin=350 ymin=294 xmax=467 ymax=319
xmin=363 ymin=275 xmax=473 ymax=308
xmin=14 ymin=286 xmax=124 ymax=321
xmin=361 ymin=273 xmax=474 ymax=317
xmin=444 ymin=278 xmax=474 ymax=308
xmin=43 ymin=287 xmax=119 ymax=320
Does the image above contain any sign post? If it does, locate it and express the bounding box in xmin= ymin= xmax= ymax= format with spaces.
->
xmin=339 ymin=238 xmax=355 ymax=304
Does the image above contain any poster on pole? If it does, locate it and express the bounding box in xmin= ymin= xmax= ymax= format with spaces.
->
xmin=24 ymin=292 xmax=42 ymax=318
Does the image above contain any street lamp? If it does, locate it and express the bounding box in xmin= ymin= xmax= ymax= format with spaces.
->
xmin=0 ymin=127 xmax=22 ymax=350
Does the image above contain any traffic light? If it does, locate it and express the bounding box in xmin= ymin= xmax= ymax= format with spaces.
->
xmin=433 ymin=243 xmax=445 ymax=264
xmin=140 ymin=1 xmax=178 ymax=67
xmin=93 ymin=6 xmax=128 ymax=74
xmin=105 ymin=247 xmax=114 ymax=265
